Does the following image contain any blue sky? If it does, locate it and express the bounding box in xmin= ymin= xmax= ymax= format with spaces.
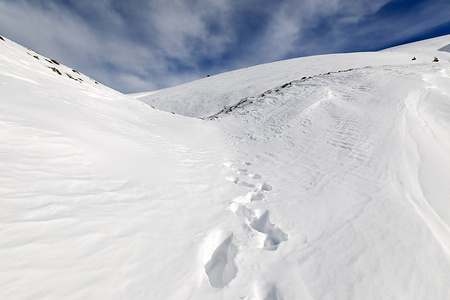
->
xmin=1 ymin=0 xmax=450 ymax=93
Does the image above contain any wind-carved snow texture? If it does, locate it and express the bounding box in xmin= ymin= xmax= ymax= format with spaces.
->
xmin=206 ymin=68 xmax=357 ymax=119
xmin=204 ymin=235 xmax=237 ymax=288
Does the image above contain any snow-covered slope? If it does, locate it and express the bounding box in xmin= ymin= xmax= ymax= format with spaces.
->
xmin=216 ymin=62 xmax=450 ymax=299
xmin=132 ymin=36 xmax=450 ymax=118
xmin=2 ymin=33 xmax=450 ymax=299
xmin=0 ymin=35 xmax=235 ymax=299
xmin=385 ymin=34 xmax=450 ymax=56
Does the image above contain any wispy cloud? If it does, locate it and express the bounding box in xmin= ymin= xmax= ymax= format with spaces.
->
xmin=1 ymin=0 xmax=449 ymax=93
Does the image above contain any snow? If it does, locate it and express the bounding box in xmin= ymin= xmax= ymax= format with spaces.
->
xmin=131 ymin=52 xmax=427 ymax=118
xmin=439 ymin=44 xmax=450 ymax=53
xmin=1 ymin=33 xmax=450 ymax=299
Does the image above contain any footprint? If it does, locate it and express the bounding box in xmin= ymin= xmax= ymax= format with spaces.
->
xmin=249 ymin=183 xmax=272 ymax=201
xmin=226 ymin=176 xmax=255 ymax=188
xmin=264 ymin=285 xmax=283 ymax=300
xmin=239 ymin=181 xmax=255 ymax=188
xmin=225 ymin=176 xmax=240 ymax=184
xmin=205 ymin=235 xmax=238 ymax=288
xmin=250 ymin=174 xmax=262 ymax=179
xmin=233 ymin=204 xmax=254 ymax=221
xmin=250 ymin=211 xmax=288 ymax=251
xmin=260 ymin=183 xmax=272 ymax=191
xmin=250 ymin=191 xmax=264 ymax=201
xmin=238 ymin=168 xmax=248 ymax=175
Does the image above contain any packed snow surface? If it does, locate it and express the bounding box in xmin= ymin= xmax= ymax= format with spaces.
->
xmin=1 ymin=33 xmax=450 ymax=299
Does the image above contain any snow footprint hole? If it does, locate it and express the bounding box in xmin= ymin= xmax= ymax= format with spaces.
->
xmin=250 ymin=211 xmax=288 ymax=251
xmin=205 ymin=234 xmax=238 ymax=288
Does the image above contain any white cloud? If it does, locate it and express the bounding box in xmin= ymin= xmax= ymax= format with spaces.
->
xmin=0 ymin=0 xmax=243 ymax=92
xmin=0 ymin=1 xmax=168 ymax=92
xmin=0 ymin=0 xmax=449 ymax=93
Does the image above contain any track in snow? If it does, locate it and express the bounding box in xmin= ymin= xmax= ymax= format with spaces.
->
xmin=211 ymin=62 xmax=450 ymax=299
xmin=2 ymin=34 xmax=450 ymax=299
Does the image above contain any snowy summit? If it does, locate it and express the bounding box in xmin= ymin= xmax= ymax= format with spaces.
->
xmin=1 ymin=33 xmax=450 ymax=299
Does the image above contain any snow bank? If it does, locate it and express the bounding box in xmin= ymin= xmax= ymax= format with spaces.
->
xmin=1 ymin=34 xmax=450 ymax=299
xmin=133 ymin=35 xmax=450 ymax=118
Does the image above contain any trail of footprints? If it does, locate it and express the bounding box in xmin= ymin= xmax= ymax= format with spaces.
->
xmin=227 ymin=163 xmax=288 ymax=251
xmin=204 ymin=161 xmax=288 ymax=289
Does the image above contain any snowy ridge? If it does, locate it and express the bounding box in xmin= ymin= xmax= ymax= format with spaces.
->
xmin=0 ymin=35 xmax=232 ymax=299
xmin=2 ymin=33 xmax=450 ymax=299
xmin=205 ymin=67 xmax=358 ymax=119
xmin=214 ymin=60 xmax=450 ymax=299
xmin=132 ymin=36 xmax=449 ymax=118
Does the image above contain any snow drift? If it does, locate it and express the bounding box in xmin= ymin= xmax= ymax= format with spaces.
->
xmin=1 ymin=33 xmax=450 ymax=299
